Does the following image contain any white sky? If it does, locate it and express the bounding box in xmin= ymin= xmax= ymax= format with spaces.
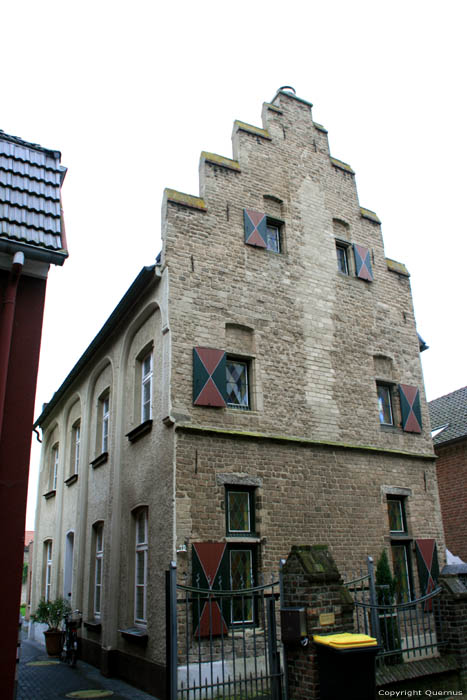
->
xmin=3 ymin=1 xmax=465 ymax=529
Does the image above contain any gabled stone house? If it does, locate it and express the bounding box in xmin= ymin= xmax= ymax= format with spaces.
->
xmin=30 ymin=88 xmax=444 ymax=696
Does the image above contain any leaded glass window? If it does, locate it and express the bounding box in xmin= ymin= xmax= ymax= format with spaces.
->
xmin=228 ymin=491 xmax=251 ymax=533
xmin=226 ymin=359 xmax=249 ymax=410
xmin=377 ymin=384 xmax=393 ymax=425
xmin=230 ymin=549 xmax=254 ymax=623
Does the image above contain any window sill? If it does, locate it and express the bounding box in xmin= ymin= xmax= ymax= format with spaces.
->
xmin=84 ymin=619 xmax=102 ymax=633
xmin=91 ymin=452 xmax=108 ymax=469
xmin=126 ymin=420 xmax=153 ymax=443
xmin=390 ymin=534 xmax=412 ymax=542
xmin=380 ymin=424 xmax=400 ymax=433
xmin=224 ymin=536 xmax=261 ymax=543
xmin=43 ymin=489 xmax=56 ymax=500
xmin=119 ymin=627 xmax=148 ymax=645
xmin=65 ymin=474 xmax=78 ymax=487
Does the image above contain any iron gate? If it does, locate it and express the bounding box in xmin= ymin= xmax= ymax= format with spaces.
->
xmin=166 ymin=562 xmax=286 ymax=700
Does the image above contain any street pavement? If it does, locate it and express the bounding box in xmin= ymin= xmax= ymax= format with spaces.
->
xmin=17 ymin=635 xmax=160 ymax=700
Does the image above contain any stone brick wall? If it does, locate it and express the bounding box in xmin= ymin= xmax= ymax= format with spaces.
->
xmin=435 ymin=440 xmax=467 ymax=561
xmin=437 ymin=573 xmax=467 ymax=671
xmin=163 ymin=89 xmax=433 ymax=456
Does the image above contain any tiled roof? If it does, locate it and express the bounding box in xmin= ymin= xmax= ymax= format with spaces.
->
xmin=0 ymin=130 xmax=67 ymax=264
xmin=428 ymin=385 xmax=467 ymax=445
xmin=24 ymin=530 xmax=34 ymax=547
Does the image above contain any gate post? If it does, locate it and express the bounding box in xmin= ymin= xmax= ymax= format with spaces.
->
xmin=436 ymin=572 xmax=467 ymax=690
xmin=165 ymin=561 xmax=178 ymax=700
xmin=367 ymin=555 xmax=381 ymax=645
xmin=280 ymin=545 xmax=354 ymax=700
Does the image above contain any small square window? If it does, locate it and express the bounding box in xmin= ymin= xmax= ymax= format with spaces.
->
xmin=377 ymin=384 xmax=393 ymax=426
xmin=226 ymin=359 xmax=250 ymax=410
xmin=336 ymin=243 xmax=349 ymax=274
xmin=266 ymin=223 xmax=281 ymax=253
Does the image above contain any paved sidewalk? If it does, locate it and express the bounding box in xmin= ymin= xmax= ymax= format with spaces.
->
xmin=17 ymin=636 xmax=160 ymax=700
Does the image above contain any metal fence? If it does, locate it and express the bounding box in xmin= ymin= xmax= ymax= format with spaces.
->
xmin=344 ymin=557 xmax=445 ymax=665
xmin=167 ymin=562 xmax=285 ymax=700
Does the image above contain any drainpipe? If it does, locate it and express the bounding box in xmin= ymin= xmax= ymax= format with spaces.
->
xmin=0 ymin=251 xmax=25 ymax=441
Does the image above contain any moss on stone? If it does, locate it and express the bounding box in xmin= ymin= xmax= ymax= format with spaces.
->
xmin=330 ymin=157 xmax=355 ymax=174
xmin=165 ymin=189 xmax=207 ymax=212
xmin=360 ymin=207 xmax=381 ymax=223
xmin=234 ymin=120 xmax=272 ymax=140
xmin=386 ymin=257 xmax=410 ymax=277
xmin=313 ymin=122 xmax=328 ymax=134
xmin=201 ymin=151 xmax=241 ymax=172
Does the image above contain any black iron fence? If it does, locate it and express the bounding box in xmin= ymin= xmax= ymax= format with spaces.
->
xmin=344 ymin=557 xmax=445 ymax=665
xmin=167 ymin=562 xmax=285 ymax=700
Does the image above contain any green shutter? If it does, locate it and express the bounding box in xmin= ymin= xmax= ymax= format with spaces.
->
xmin=244 ymin=209 xmax=267 ymax=248
xmin=353 ymin=243 xmax=374 ymax=281
xmin=193 ymin=347 xmax=227 ymax=407
xmin=399 ymin=384 xmax=422 ymax=433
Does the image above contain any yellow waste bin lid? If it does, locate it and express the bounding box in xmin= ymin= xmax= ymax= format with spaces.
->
xmin=313 ymin=633 xmax=377 ymax=649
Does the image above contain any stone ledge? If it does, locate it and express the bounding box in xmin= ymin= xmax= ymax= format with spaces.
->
xmin=360 ymin=206 xmax=381 ymax=223
xmin=331 ymin=157 xmax=355 ymax=174
xmin=201 ymin=151 xmax=241 ymax=172
xmin=165 ymin=188 xmax=207 ymax=211
xmin=313 ymin=122 xmax=328 ymax=134
xmin=234 ymin=120 xmax=272 ymax=140
xmin=386 ymin=257 xmax=410 ymax=277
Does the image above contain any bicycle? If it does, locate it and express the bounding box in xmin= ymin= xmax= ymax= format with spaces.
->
xmin=60 ymin=609 xmax=82 ymax=667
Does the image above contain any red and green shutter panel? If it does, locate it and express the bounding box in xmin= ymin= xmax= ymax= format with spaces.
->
xmin=244 ymin=209 xmax=267 ymax=248
xmin=192 ymin=543 xmax=229 ymax=637
xmin=193 ymin=347 xmax=227 ymax=407
xmin=353 ymin=244 xmax=374 ymax=281
xmin=415 ymin=539 xmax=439 ymax=611
xmin=399 ymin=384 xmax=422 ymax=433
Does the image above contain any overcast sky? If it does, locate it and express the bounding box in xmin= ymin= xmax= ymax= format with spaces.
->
xmin=4 ymin=1 xmax=465 ymax=529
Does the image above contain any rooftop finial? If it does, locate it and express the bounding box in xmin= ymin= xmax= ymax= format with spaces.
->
xmin=278 ymin=85 xmax=296 ymax=94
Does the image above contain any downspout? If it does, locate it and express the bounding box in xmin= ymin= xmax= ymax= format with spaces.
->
xmin=0 ymin=251 xmax=25 ymax=440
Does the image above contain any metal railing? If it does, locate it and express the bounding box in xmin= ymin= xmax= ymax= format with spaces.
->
xmin=344 ymin=557 xmax=445 ymax=665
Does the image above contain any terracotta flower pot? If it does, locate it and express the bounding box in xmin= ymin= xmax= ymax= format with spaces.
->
xmin=44 ymin=629 xmax=63 ymax=656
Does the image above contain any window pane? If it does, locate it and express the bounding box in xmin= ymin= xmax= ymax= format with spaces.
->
xmin=230 ymin=550 xmax=253 ymax=622
xmin=336 ymin=245 xmax=348 ymax=274
xmin=135 ymin=587 xmax=145 ymax=621
xmin=226 ymin=361 xmax=249 ymax=409
xmin=136 ymin=512 xmax=147 ymax=544
xmin=95 ymin=585 xmax=101 ymax=614
xmin=391 ymin=545 xmax=411 ymax=603
xmin=388 ymin=499 xmax=404 ymax=532
xmin=136 ymin=551 xmax=146 ymax=584
xmin=228 ymin=491 xmax=250 ymax=532
xmin=266 ymin=225 xmax=280 ymax=253
xmin=377 ymin=385 xmax=393 ymax=425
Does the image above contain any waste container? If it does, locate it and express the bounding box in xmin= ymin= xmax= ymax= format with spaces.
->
xmin=313 ymin=633 xmax=379 ymax=700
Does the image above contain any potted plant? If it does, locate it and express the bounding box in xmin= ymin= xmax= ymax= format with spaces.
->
xmin=32 ymin=598 xmax=70 ymax=656
xmin=375 ymin=550 xmax=402 ymax=664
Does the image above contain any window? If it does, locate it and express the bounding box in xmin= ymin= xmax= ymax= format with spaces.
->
xmin=266 ymin=222 xmax=281 ymax=253
xmin=51 ymin=445 xmax=59 ymax=491
xmin=135 ymin=509 xmax=148 ymax=624
xmin=226 ymin=487 xmax=255 ymax=535
xmin=226 ymin=359 xmax=250 ymax=410
xmin=44 ymin=541 xmax=52 ymax=602
xmin=102 ymin=395 xmax=110 ymax=453
xmin=377 ymin=384 xmax=393 ymax=426
xmin=72 ymin=422 xmax=80 ymax=475
xmin=387 ymin=496 xmax=413 ymax=602
xmin=94 ymin=524 xmax=104 ymax=618
xmin=388 ymin=496 xmax=407 ymax=534
xmin=141 ymin=353 xmax=153 ymax=422
xmin=336 ymin=243 xmax=349 ymax=274
xmin=243 ymin=208 xmax=283 ymax=253
xmin=226 ymin=486 xmax=257 ymax=623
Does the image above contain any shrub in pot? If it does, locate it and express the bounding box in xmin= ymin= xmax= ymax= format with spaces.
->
xmin=32 ymin=598 xmax=70 ymax=656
